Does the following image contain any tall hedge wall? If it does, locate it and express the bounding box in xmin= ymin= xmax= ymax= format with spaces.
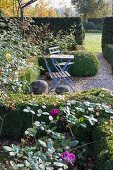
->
xmin=102 ymin=17 xmax=113 ymax=51
xmin=32 ymin=17 xmax=85 ymax=45
xmin=0 ymin=17 xmax=85 ymax=45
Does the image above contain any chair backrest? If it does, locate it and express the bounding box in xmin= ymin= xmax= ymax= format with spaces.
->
xmin=48 ymin=46 xmax=64 ymax=72
xmin=48 ymin=46 xmax=61 ymax=54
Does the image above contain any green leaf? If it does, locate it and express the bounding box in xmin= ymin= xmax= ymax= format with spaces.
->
xmin=49 ymin=116 xmax=53 ymax=121
xmin=25 ymin=128 xmax=37 ymax=137
xmin=42 ymin=112 xmax=49 ymax=115
xmin=54 ymin=162 xmax=67 ymax=167
xmin=3 ymin=146 xmax=13 ymax=152
xmin=70 ymin=140 xmax=79 ymax=147
xmin=38 ymin=140 xmax=47 ymax=148
xmin=34 ymin=121 xmax=40 ymax=127
xmin=10 ymin=152 xmax=16 ymax=156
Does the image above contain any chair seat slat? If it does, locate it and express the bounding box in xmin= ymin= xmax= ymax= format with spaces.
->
xmin=57 ymin=62 xmax=74 ymax=66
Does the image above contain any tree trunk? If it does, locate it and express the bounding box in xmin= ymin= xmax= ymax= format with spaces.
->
xmin=83 ymin=13 xmax=88 ymax=22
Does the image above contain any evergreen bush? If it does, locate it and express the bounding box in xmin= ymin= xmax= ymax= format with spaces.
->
xmin=68 ymin=51 xmax=99 ymax=77
xmin=103 ymin=44 xmax=113 ymax=70
xmin=102 ymin=17 xmax=113 ymax=51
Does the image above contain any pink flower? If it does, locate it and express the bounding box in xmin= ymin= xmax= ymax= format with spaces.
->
xmin=50 ymin=109 xmax=60 ymax=117
xmin=61 ymin=151 xmax=76 ymax=164
xmin=67 ymin=153 xmax=76 ymax=163
xmin=61 ymin=151 xmax=69 ymax=160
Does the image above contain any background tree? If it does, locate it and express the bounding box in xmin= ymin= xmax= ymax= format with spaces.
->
xmin=0 ymin=0 xmax=57 ymax=17
xmin=0 ymin=0 xmax=16 ymax=16
xmin=89 ymin=2 xmax=111 ymax=18
xmin=0 ymin=0 xmax=38 ymax=18
xmin=24 ymin=0 xmax=57 ymax=17
xmin=71 ymin=0 xmax=107 ymax=20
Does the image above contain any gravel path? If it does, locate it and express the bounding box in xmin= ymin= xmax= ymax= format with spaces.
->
xmin=73 ymin=53 xmax=113 ymax=92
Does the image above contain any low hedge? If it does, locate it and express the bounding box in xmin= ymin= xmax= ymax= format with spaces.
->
xmin=103 ymin=44 xmax=113 ymax=70
xmin=86 ymin=30 xmax=102 ymax=33
xmin=39 ymin=51 xmax=99 ymax=77
xmin=0 ymin=88 xmax=113 ymax=139
xmin=93 ymin=121 xmax=113 ymax=170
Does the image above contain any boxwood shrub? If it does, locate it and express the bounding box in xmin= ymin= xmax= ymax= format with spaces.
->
xmin=38 ymin=51 xmax=99 ymax=77
xmin=68 ymin=51 xmax=99 ymax=77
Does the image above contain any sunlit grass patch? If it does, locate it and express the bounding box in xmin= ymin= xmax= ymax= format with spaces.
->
xmin=84 ymin=32 xmax=102 ymax=53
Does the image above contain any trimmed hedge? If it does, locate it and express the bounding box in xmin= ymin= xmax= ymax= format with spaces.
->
xmin=31 ymin=17 xmax=85 ymax=45
xmin=68 ymin=51 xmax=99 ymax=77
xmin=103 ymin=44 xmax=113 ymax=70
xmin=102 ymin=17 xmax=113 ymax=51
xmin=0 ymin=88 xmax=113 ymax=139
xmin=39 ymin=51 xmax=99 ymax=77
xmin=93 ymin=121 xmax=113 ymax=170
xmin=84 ymin=21 xmax=97 ymax=30
xmin=88 ymin=18 xmax=103 ymax=30
xmin=4 ymin=17 xmax=85 ymax=45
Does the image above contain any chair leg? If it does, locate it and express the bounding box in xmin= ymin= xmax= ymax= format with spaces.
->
xmin=67 ymin=76 xmax=75 ymax=86
xmin=49 ymin=78 xmax=61 ymax=92
xmin=63 ymin=77 xmax=75 ymax=92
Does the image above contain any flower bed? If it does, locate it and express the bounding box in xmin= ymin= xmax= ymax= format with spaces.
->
xmin=0 ymin=89 xmax=113 ymax=169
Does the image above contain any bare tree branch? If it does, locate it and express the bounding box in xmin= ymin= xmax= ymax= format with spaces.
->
xmin=21 ymin=0 xmax=38 ymax=9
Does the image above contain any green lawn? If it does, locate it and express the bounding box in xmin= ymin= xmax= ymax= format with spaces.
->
xmin=84 ymin=32 xmax=102 ymax=53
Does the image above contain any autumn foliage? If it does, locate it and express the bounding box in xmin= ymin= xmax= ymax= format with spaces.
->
xmin=0 ymin=0 xmax=16 ymax=16
xmin=0 ymin=0 xmax=57 ymax=17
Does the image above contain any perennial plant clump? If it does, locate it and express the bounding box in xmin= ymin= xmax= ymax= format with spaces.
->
xmin=1 ymin=98 xmax=113 ymax=170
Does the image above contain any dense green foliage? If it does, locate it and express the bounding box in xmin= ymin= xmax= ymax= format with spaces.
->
xmin=84 ymin=21 xmax=97 ymax=30
xmin=93 ymin=122 xmax=113 ymax=170
xmin=0 ymin=89 xmax=112 ymax=138
xmin=1 ymin=89 xmax=113 ymax=169
xmin=72 ymin=0 xmax=106 ymax=20
xmin=32 ymin=17 xmax=85 ymax=45
xmin=87 ymin=18 xmax=103 ymax=30
xmin=102 ymin=17 xmax=113 ymax=51
xmin=103 ymin=44 xmax=113 ymax=70
xmin=39 ymin=51 xmax=99 ymax=77
xmin=68 ymin=51 xmax=99 ymax=76
xmin=0 ymin=17 xmax=40 ymax=93
xmin=1 ymin=99 xmax=97 ymax=169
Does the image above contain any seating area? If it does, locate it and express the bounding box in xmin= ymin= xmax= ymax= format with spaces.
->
xmin=43 ymin=46 xmax=75 ymax=92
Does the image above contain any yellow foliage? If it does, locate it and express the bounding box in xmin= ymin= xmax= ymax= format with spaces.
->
xmin=0 ymin=0 xmax=57 ymax=17
xmin=24 ymin=0 xmax=57 ymax=17
xmin=0 ymin=0 xmax=15 ymax=16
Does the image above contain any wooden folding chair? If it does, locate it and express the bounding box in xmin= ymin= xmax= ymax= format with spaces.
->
xmin=43 ymin=46 xmax=75 ymax=92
